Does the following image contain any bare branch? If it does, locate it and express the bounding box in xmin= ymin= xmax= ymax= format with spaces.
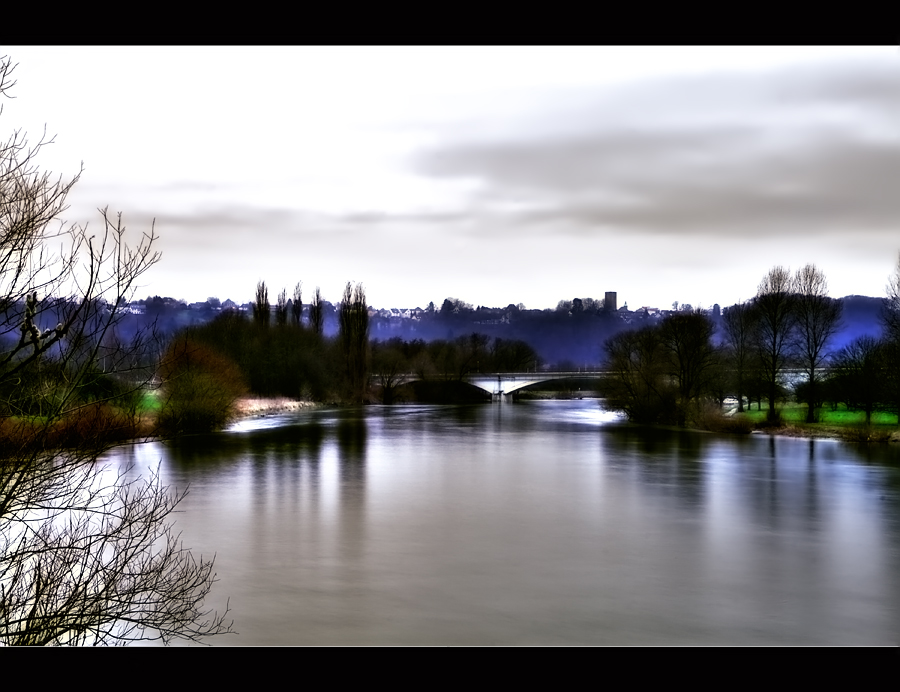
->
xmin=0 ymin=52 xmax=231 ymax=646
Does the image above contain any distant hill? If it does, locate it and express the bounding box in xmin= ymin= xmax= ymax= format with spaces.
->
xmin=110 ymin=293 xmax=889 ymax=368
xmin=832 ymin=295 xmax=884 ymax=352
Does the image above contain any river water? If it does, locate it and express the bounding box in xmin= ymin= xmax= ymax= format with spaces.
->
xmin=105 ymin=400 xmax=900 ymax=645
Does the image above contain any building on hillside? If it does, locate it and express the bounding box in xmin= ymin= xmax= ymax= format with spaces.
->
xmin=605 ymin=292 xmax=617 ymax=312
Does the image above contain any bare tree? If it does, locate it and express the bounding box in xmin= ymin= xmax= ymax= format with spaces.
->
xmin=274 ymin=287 xmax=288 ymax=327
xmin=828 ymin=335 xmax=885 ymax=425
xmin=291 ymin=282 xmax=303 ymax=327
xmin=658 ymin=310 xmax=717 ymax=425
xmin=753 ymin=266 xmax=795 ymax=423
xmin=882 ymin=252 xmax=900 ymax=342
xmin=720 ymin=301 xmax=757 ymax=412
xmin=603 ymin=326 xmax=674 ymax=424
xmin=792 ymin=264 xmax=842 ymax=422
xmin=0 ymin=54 xmax=231 ymax=645
xmin=252 ymin=280 xmax=269 ymax=327
xmin=371 ymin=338 xmax=408 ymax=404
xmin=339 ymin=282 xmax=369 ymax=404
xmin=880 ymin=254 xmax=900 ymax=424
xmin=309 ymin=286 xmax=324 ymax=337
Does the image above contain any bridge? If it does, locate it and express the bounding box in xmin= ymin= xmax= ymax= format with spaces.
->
xmin=376 ymin=371 xmax=610 ymax=402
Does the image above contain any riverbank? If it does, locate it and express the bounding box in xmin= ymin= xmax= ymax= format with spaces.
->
xmin=233 ymin=397 xmax=321 ymax=419
xmin=720 ymin=402 xmax=900 ymax=444
xmin=747 ymin=423 xmax=900 ymax=444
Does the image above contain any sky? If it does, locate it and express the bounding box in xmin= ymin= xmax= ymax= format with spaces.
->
xmin=4 ymin=46 xmax=900 ymax=311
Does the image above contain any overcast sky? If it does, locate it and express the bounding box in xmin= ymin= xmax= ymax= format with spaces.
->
xmin=5 ymin=47 xmax=899 ymax=310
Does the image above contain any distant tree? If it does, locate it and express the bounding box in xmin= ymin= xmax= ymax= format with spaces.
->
xmin=879 ymin=337 xmax=900 ymax=424
xmin=339 ymin=282 xmax=369 ymax=403
xmin=275 ymin=288 xmax=288 ymax=327
xmin=721 ymin=301 xmax=757 ymax=412
xmin=455 ymin=332 xmax=490 ymax=377
xmin=754 ymin=266 xmax=795 ymax=422
xmin=557 ymin=299 xmax=573 ymax=314
xmin=371 ymin=337 xmax=408 ymax=404
xmin=658 ymin=310 xmax=717 ymax=426
xmin=207 ymin=296 xmax=221 ymax=309
xmin=157 ymin=336 xmax=247 ymax=435
xmin=309 ymin=287 xmax=324 ymax=337
xmin=603 ymin=326 xmax=674 ymax=424
xmin=253 ymin=281 xmax=269 ymax=327
xmin=185 ymin=311 xmax=331 ymax=401
xmin=827 ymin=335 xmax=885 ymax=425
xmin=879 ymin=255 xmax=900 ymax=423
xmin=792 ymin=264 xmax=842 ymax=422
xmin=705 ymin=346 xmax=731 ymax=409
xmin=489 ymin=337 xmax=539 ymax=372
xmin=882 ymin=252 xmax=900 ymax=343
xmin=291 ymin=282 xmax=303 ymax=327
xmin=411 ymin=344 xmax=437 ymax=381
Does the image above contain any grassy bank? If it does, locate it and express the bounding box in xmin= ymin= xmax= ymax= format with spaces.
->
xmin=723 ymin=402 xmax=900 ymax=443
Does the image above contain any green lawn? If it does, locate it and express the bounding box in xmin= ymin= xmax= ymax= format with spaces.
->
xmin=139 ymin=389 xmax=162 ymax=414
xmin=732 ymin=402 xmax=898 ymax=427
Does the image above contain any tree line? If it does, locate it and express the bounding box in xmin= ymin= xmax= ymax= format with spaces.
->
xmin=604 ymin=262 xmax=900 ymax=428
xmin=159 ymin=279 xmax=370 ymax=433
xmin=162 ymin=278 xmax=542 ymax=418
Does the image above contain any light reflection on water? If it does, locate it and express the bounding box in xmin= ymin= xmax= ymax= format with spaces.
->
xmin=107 ymin=401 xmax=900 ymax=645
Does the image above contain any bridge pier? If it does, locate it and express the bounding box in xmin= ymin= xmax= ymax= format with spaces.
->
xmin=492 ymin=392 xmax=513 ymax=403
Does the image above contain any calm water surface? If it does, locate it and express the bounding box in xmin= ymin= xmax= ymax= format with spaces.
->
xmin=106 ymin=400 xmax=900 ymax=645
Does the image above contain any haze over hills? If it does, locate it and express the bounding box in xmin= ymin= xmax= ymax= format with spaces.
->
xmin=110 ymin=293 xmax=886 ymax=368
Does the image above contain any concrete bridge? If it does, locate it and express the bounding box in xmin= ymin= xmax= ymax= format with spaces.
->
xmin=378 ymin=371 xmax=610 ymax=402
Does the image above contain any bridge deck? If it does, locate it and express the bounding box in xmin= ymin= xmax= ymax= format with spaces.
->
xmin=372 ymin=371 xmax=611 ymax=397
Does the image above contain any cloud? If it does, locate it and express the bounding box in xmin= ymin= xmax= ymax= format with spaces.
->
xmin=410 ymin=57 xmax=900 ymax=239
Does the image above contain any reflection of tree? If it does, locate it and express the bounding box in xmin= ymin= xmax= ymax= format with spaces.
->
xmin=336 ymin=416 xmax=367 ymax=465
xmin=335 ymin=415 xmax=366 ymax=604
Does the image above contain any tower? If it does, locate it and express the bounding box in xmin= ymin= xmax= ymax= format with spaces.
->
xmin=605 ymin=292 xmax=617 ymax=312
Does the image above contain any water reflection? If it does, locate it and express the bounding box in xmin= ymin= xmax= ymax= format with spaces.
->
xmin=104 ymin=401 xmax=900 ymax=645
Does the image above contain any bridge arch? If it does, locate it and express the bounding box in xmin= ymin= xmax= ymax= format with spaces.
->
xmin=371 ymin=372 xmax=609 ymax=402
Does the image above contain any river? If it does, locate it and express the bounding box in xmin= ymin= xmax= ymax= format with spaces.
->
xmin=104 ymin=400 xmax=900 ymax=645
